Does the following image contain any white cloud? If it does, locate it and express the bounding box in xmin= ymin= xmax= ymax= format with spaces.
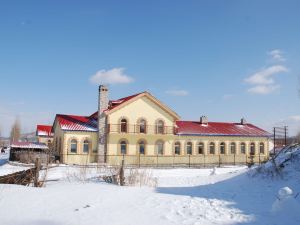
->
xmin=268 ymin=49 xmax=286 ymax=62
xmin=289 ymin=115 xmax=300 ymax=122
xmin=245 ymin=65 xmax=288 ymax=85
xmin=89 ymin=68 xmax=134 ymax=85
xmin=247 ymin=84 xmax=280 ymax=95
xmin=165 ymin=89 xmax=189 ymax=96
xmin=245 ymin=65 xmax=288 ymax=95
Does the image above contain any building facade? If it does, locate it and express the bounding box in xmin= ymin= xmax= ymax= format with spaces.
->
xmin=51 ymin=85 xmax=271 ymax=166
xmin=36 ymin=125 xmax=54 ymax=148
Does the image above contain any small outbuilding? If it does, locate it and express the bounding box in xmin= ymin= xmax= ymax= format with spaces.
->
xmin=10 ymin=142 xmax=50 ymax=163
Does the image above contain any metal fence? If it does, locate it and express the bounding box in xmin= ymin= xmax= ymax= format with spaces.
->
xmin=59 ymin=153 xmax=269 ymax=167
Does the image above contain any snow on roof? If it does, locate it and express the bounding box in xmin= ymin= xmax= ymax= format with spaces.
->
xmin=176 ymin=121 xmax=271 ymax=137
xmin=36 ymin=125 xmax=53 ymax=137
xmin=11 ymin=142 xmax=49 ymax=149
xmin=56 ymin=114 xmax=97 ymax=132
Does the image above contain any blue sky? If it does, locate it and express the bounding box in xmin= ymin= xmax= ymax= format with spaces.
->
xmin=0 ymin=0 xmax=300 ymax=136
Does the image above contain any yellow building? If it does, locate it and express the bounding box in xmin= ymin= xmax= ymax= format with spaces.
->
xmin=51 ymin=85 xmax=271 ymax=166
xmin=36 ymin=125 xmax=54 ymax=148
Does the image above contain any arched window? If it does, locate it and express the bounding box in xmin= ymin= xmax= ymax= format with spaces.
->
xmin=83 ymin=140 xmax=89 ymax=153
xmin=70 ymin=139 xmax=77 ymax=153
xmin=240 ymin=143 xmax=246 ymax=154
xmin=120 ymin=140 xmax=127 ymax=155
xmin=174 ymin=142 xmax=181 ymax=155
xmin=209 ymin=142 xmax=215 ymax=154
xmin=230 ymin=142 xmax=236 ymax=154
xmin=220 ymin=142 xmax=226 ymax=154
xmin=120 ymin=119 xmax=128 ymax=133
xmin=138 ymin=119 xmax=147 ymax=134
xmin=250 ymin=143 xmax=255 ymax=155
xmin=198 ymin=142 xmax=204 ymax=154
xmin=156 ymin=140 xmax=164 ymax=155
xmin=259 ymin=143 xmax=265 ymax=154
xmin=186 ymin=142 xmax=193 ymax=155
xmin=156 ymin=120 xmax=164 ymax=134
xmin=138 ymin=140 xmax=145 ymax=154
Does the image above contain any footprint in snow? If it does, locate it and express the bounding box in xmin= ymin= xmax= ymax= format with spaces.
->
xmin=74 ymin=205 xmax=91 ymax=211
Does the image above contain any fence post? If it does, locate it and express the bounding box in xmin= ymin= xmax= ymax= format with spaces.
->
xmin=218 ymin=154 xmax=221 ymax=167
xmin=139 ymin=153 xmax=141 ymax=168
xmin=119 ymin=159 xmax=124 ymax=186
xmin=34 ymin=158 xmax=41 ymax=187
xmin=156 ymin=155 xmax=158 ymax=167
xmin=173 ymin=154 xmax=175 ymax=168
xmin=189 ymin=154 xmax=191 ymax=168
xmin=203 ymin=154 xmax=206 ymax=168
xmin=234 ymin=154 xmax=236 ymax=165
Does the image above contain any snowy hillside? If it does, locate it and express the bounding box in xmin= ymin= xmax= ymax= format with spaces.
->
xmin=0 ymin=146 xmax=300 ymax=225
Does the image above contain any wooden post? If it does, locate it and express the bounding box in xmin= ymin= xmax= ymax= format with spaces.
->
xmin=34 ymin=158 xmax=40 ymax=187
xmin=119 ymin=159 xmax=124 ymax=186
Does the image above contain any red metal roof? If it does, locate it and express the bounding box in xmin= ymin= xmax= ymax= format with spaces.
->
xmin=36 ymin=125 xmax=53 ymax=137
xmin=176 ymin=121 xmax=271 ymax=137
xmin=56 ymin=114 xmax=97 ymax=132
xmin=105 ymin=92 xmax=143 ymax=112
xmin=90 ymin=92 xmax=143 ymax=119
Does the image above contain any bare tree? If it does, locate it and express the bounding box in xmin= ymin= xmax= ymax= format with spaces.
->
xmin=0 ymin=126 xmax=3 ymax=147
xmin=295 ymin=131 xmax=300 ymax=144
xmin=10 ymin=118 xmax=21 ymax=143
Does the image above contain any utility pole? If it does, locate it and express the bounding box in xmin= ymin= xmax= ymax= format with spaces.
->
xmin=284 ymin=126 xmax=288 ymax=146
xmin=273 ymin=127 xmax=276 ymax=156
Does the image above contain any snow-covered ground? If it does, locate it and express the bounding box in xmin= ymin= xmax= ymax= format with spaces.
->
xmin=1 ymin=147 xmax=300 ymax=225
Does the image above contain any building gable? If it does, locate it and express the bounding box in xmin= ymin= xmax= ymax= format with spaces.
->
xmin=105 ymin=92 xmax=180 ymax=122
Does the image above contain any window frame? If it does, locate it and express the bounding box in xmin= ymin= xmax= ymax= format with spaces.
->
xmin=250 ymin=143 xmax=256 ymax=155
xmin=174 ymin=142 xmax=181 ymax=155
xmin=156 ymin=140 xmax=164 ymax=155
xmin=120 ymin=118 xmax=128 ymax=133
xmin=220 ymin=142 xmax=226 ymax=154
xmin=138 ymin=118 xmax=147 ymax=134
xmin=198 ymin=142 xmax=204 ymax=154
xmin=240 ymin=142 xmax=246 ymax=154
xmin=83 ymin=139 xmax=89 ymax=153
xmin=209 ymin=142 xmax=215 ymax=154
xmin=230 ymin=142 xmax=236 ymax=154
xmin=70 ymin=139 xmax=78 ymax=153
xmin=186 ymin=142 xmax=193 ymax=155
xmin=138 ymin=140 xmax=146 ymax=155
xmin=156 ymin=119 xmax=165 ymax=134
xmin=259 ymin=142 xmax=265 ymax=154
xmin=120 ymin=140 xmax=127 ymax=155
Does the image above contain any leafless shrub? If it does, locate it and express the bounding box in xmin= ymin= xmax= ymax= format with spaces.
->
xmin=64 ymin=165 xmax=89 ymax=183
xmin=126 ymin=168 xmax=157 ymax=187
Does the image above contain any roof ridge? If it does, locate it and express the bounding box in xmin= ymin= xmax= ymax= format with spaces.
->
xmin=177 ymin=120 xmax=253 ymax=125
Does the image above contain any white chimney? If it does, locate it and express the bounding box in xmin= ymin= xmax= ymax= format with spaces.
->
xmin=200 ymin=116 xmax=208 ymax=125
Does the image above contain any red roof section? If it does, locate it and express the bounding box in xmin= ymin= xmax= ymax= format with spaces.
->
xmin=56 ymin=114 xmax=97 ymax=132
xmin=176 ymin=121 xmax=270 ymax=137
xmin=105 ymin=92 xmax=143 ymax=112
xmin=90 ymin=92 xmax=144 ymax=119
xmin=36 ymin=125 xmax=53 ymax=137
